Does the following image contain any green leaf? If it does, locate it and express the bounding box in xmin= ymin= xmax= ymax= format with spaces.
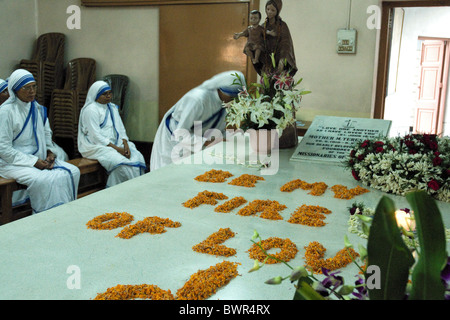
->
xmin=406 ymin=191 xmax=448 ymax=300
xmin=263 ymin=74 xmax=270 ymax=90
xmin=293 ymin=278 xmax=325 ymax=300
xmin=270 ymin=53 xmax=276 ymax=68
xmin=367 ymin=196 xmax=414 ymax=300
xmin=295 ymin=78 xmax=303 ymax=86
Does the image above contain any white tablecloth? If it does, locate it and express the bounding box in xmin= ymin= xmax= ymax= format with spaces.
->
xmin=1 ymin=136 xmax=449 ymax=300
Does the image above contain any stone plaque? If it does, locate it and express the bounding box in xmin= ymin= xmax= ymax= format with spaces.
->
xmin=290 ymin=116 xmax=392 ymax=163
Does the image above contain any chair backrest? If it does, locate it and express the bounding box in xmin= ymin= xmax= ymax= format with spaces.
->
xmin=63 ymin=58 xmax=96 ymax=91
xmin=31 ymin=33 xmax=65 ymax=65
xmin=102 ymin=74 xmax=130 ymax=119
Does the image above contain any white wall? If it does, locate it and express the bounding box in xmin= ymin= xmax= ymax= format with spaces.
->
xmin=36 ymin=0 xmax=160 ymax=142
xmin=271 ymin=0 xmax=379 ymax=122
xmin=0 ymin=0 xmax=37 ymax=75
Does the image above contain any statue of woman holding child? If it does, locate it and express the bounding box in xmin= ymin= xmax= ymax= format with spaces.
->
xmin=233 ymin=0 xmax=301 ymax=149
xmin=255 ymin=0 xmax=297 ymax=77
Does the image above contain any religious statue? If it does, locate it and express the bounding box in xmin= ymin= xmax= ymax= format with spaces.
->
xmin=231 ymin=0 xmax=304 ymax=150
xmin=234 ymin=10 xmax=265 ymax=64
xmin=235 ymin=0 xmax=297 ymax=77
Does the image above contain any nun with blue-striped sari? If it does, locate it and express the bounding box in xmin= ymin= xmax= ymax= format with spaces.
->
xmin=78 ymin=81 xmax=146 ymax=187
xmin=0 ymin=78 xmax=9 ymax=105
xmin=150 ymin=70 xmax=246 ymax=171
xmin=0 ymin=69 xmax=80 ymax=214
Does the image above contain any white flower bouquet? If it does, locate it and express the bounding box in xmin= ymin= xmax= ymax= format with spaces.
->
xmin=346 ymin=134 xmax=450 ymax=202
xmin=225 ymin=66 xmax=310 ymax=135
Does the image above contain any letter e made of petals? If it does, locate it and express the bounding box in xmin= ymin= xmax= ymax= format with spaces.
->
xmin=66 ymin=5 xmax=81 ymax=30
xmin=66 ymin=265 xmax=81 ymax=289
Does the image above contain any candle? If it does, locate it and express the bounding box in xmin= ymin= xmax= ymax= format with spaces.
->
xmin=395 ymin=209 xmax=416 ymax=231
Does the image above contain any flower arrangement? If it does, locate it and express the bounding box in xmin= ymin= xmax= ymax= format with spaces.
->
xmin=225 ymin=57 xmax=310 ymax=135
xmin=252 ymin=191 xmax=450 ymax=300
xmin=346 ymin=134 xmax=450 ymax=202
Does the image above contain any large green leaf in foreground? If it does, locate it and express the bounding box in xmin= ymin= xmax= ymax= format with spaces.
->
xmin=407 ymin=191 xmax=447 ymax=300
xmin=367 ymin=196 xmax=414 ymax=300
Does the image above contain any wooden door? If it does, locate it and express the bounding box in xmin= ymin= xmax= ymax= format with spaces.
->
xmin=159 ymin=2 xmax=256 ymax=121
xmin=415 ymin=40 xmax=447 ymax=134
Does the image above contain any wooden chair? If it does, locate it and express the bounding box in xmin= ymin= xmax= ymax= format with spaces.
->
xmin=102 ymin=74 xmax=130 ymax=121
xmin=49 ymin=58 xmax=96 ymax=158
xmin=0 ymin=178 xmax=31 ymax=225
xmin=19 ymin=33 xmax=65 ymax=107
xmin=0 ymin=158 xmax=106 ymax=225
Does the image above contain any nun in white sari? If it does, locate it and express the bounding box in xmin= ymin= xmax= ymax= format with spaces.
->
xmin=78 ymin=81 xmax=146 ymax=187
xmin=0 ymin=78 xmax=9 ymax=105
xmin=0 ymin=69 xmax=80 ymax=213
xmin=150 ymin=70 xmax=246 ymax=171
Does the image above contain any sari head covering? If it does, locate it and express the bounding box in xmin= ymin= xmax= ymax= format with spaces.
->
xmin=3 ymin=69 xmax=36 ymax=105
xmin=200 ymin=70 xmax=246 ymax=98
xmin=83 ymin=80 xmax=111 ymax=107
xmin=0 ymin=78 xmax=8 ymax=94
xmin=79 ymin=80 xmax=120 ymax=146
xmin=95 ymin=82 xmax=112 ymax=101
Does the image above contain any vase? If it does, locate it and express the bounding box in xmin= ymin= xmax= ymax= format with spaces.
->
xmin=248 ymin=129 xmax=279 ymax=154
xmin=278 ymin=123 xmax=298 ymax=149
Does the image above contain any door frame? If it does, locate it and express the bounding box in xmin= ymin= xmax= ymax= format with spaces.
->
xmin=373 ymin=0 xmax=450 ymax=120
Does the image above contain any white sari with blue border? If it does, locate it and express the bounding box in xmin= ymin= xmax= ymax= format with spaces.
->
xmin=78 ymin=101 xmax=146 ymax=187
xmin=0 ymin=99 xmax=80 ymax=213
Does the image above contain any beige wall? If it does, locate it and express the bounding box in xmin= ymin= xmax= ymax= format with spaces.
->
xmin=0 ymin=0 xmax=37 ymax=73
xmin=277 ymin=0 xmax=379 ymax=121
xmin=1 ymin=0 xmax=381 ymax=142
xmin=37 ymin=0 xmax=160 ymax=142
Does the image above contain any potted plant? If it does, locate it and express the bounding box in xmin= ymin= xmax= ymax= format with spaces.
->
xmin=225 ymin=56 xmax=310 ymax=151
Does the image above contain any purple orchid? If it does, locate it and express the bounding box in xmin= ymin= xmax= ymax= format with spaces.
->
xmin=352 ymin=276 xmax=368 ymax=300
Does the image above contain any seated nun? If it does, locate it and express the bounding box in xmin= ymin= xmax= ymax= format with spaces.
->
xmin=78 ymin=81 xmax=146 ymax=187
xmin=150 ymin=70 xmax=246 ymax=171
xmin=1 ymin=76 xmax=68 ymax=161
xmin=0 ymin=78 xmax=9 ymax=105
xmin=0 ymin=69 xmax=80 ymax=214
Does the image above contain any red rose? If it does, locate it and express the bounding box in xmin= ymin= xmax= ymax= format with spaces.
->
xmin=375 ymin=147 xmax=384 ymax=153
xmin=428 ymin=180 xmax=440 ymax=191
xmin=352 ymin=170 xmax=360 ymax=181
xmin=428 ymin=141 xmax=438 ymax=151
xmin=361 ymin=140 xmax=369 ymax=148
xmin=432 ymin=156 xmax=442 ymax=166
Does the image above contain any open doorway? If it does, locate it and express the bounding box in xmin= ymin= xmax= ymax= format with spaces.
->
xmin=374 ymin=1 xmax=450 ymax=137
xmin=384 ymin=7 xmax=450 ymax=137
